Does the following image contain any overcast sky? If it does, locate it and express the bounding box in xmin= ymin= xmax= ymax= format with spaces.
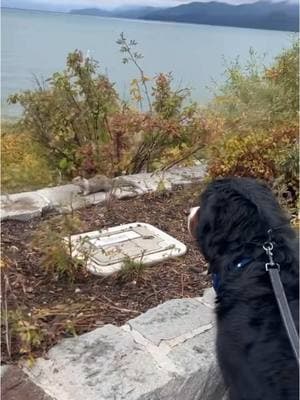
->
xmin=3 ymin=0 xmax=297 ymax=11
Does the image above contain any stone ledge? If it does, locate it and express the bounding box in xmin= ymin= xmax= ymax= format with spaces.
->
xmin=1 ymin=165 xmax=206 ymax=221
xmin=19 ymin=288 xmax=225 ymax=400
xmin=195 ymin=287 xmax=216 ymax=309
xmin=127 ymin=298 xmax=214 ymax=346
xmin=1 ymin=191 xmax=51 ymax=221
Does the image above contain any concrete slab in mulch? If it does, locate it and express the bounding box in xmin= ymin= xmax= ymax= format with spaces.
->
xmin=1 ymin=366 xmax=53 ymax=400
xmin=0 ymin=192 xmax=50 ymax=221
xmin=127 ymin=298 xmax=213 ymax=345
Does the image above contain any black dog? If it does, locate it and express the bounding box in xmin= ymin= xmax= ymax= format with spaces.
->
xmin=189 ymin=177 xmax=299 ymax=400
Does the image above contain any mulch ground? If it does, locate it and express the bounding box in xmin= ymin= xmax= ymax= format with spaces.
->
xmin=1 ymin=186 xmax=210 ymax=364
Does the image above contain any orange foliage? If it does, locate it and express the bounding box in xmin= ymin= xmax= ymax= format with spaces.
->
xmin=208 ymin=122 xmax=298 ymax=183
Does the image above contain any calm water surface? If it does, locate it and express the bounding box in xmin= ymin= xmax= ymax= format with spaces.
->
xmin=1 ymin=8 xmax=292 ymax=118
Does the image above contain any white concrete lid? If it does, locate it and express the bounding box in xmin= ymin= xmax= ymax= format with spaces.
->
xmin=67 ymin=222 xmax=187 ymax=276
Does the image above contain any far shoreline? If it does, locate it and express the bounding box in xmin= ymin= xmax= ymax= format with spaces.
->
xmin=2 ymin=7 xmax=298 ymax=34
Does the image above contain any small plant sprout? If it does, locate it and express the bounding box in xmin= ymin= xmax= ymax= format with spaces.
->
xmin=8 ymin=310 xmax=43 ymax=357
xmin=116 ymin=32 xmax=152 ymax=113
xmin=117 ymin=253 xmax=147 ymax=282
xmin=32 ymin=213 xmax=87 ymax=282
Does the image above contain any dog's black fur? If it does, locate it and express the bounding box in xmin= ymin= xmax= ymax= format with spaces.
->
xmin=194 ymin=177 xmax=299 ymax=400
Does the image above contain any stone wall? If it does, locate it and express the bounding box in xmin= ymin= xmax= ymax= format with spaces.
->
xmin=4 ymin=288 xmax=226 ymax=400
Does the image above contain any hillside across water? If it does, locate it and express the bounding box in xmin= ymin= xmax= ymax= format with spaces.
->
xmin=70 ymin=1 xmax=299 ymax=32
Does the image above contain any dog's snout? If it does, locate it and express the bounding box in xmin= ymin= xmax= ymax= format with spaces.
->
xmin=188 ymin=206 xmax=200 ymax=238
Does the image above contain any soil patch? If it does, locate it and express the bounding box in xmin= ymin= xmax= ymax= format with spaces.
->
xmin=1 ymin=187 xmax=210 ymax=364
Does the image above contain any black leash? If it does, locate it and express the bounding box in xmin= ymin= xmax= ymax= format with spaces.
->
xmin=263 ymin=237 xmax=299 ymax=365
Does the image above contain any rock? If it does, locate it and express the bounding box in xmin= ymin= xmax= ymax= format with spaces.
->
xmin=37 ymin=184 xmax=107 ymax=212
xmin=37 ymin=184 xmax=138 ymax=211
xmin=0 ymin=365 xmax=9 ymax=377
xmin=0 ymin=191 xmax=50 ymax=221
xmin=195 ymin=287 xmax=216 ymax=309
xmin=164 ymin=166 xmax=207 ymax=189
xmin=1 ymin=165 xmax=207 ymax=221
xmin=25 ymin=325 xmax=174 ymax=400
xmin=168 ymin=329 xmax=225 ymax=400
xmin=127 ymin=298 xmax=213 ymax=345
xmin=23 ymin=295 xmax=225 ymax=400
xmin=37 ymin=184 xmax=81 ymax=210
xmin=123 ymin=172 xmax=173 ymax=193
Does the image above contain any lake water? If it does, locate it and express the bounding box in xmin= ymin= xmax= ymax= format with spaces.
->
xmin=1 ymin=8 xmax=293 ymax=118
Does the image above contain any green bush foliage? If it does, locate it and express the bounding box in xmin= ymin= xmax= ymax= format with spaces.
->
xmin=265 ymin=40 xmax=299 ymax=119
xmin=32 ymin=214 xmax=88 ymax=281
xmin=8 ymin=51 xmax=119 ymax=176
xmin=1 ymin=124 xmax=57 ymax=193
xmin=8 ymin=46 xmax=208 ymax=178
xmin=117 ymin=256 xmax=147 ymax=283
xmin=4 ymin=38 xmax=299 ymax=216
xmin=207 ymin=40 xmax=299 ymax=213
xmin=211 ymin=41 xmax=299 ymax=132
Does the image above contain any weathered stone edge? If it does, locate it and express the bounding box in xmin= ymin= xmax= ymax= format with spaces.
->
xmin=1 ymin=289 xmax=226 ymax=400
xmin=1 ymin=165 xmax=207 ymax=222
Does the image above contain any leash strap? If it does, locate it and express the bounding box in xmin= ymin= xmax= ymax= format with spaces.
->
xmin=264 ymin=239 xmax=299 ymax=365
xmin=268 ymin=267 xmax=299 ymax=364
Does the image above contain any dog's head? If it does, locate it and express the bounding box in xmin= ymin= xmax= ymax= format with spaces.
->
xmin=188 ymin=177 xmax=291 ymax=273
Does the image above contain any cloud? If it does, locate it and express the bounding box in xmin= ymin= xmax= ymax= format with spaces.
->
xmin=4 ymin=0 xmax=170 ymax=9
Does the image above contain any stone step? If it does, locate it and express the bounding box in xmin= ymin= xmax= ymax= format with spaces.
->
xmin=1 ymin=289 xmax=226 ymax=400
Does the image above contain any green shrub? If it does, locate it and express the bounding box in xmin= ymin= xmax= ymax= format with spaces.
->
xmin=8 ymin=50 xmax=119 ymax=177
xmin=32 ymin=214 xmax=88 ymax=281
xmin=206 ymin=40 xmax=299 ymax=215
xmin=152 ymin=72 xmax=191 ymax=119
xmin=9 ymin=46 xmax=209 ymax=178
xmin=6 ymin=39 xmax=299 ymax=203
xmin=117 ymin=256 xmax=147 ymax=282
xmin=207 ymin=123 xmax=299 ymax=211
xmin=265 ymin=40 xmax=299 ymax=118
xmin=211 ymin=41 xmax=299 ymax=132
xmin=8 ymin=310 xmax=43 ymax=357
xmin=1 ymin=125 xmax=57 ymax=193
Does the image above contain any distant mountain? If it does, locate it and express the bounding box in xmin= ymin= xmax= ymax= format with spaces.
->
xmin=70 ymin=8 xmax=111 ymax=17
xmin=144 ymin=1 xmax=299 ymax=31
xmin=71 ymin=1 xmax=299 ymax=32
xmin=113 ymin=6 xmax=163 ymax=19
xmin=2 ymin=0 xmax=69 ymax=12
xmin=70 ymin=6 xmax=162 ymax=19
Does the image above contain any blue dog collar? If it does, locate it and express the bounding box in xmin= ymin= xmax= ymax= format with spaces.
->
xmin=212 ymin=257 xmax=253 ymax=295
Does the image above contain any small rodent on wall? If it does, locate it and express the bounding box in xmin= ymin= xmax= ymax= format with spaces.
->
xmin=72 ymin=175 xmax=140 ymax=196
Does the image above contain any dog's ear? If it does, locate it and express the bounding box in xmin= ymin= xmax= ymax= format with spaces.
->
xmin=214 ymin=192 xmax=260 ymax=242
xmin=195 ymin=185 xmax=260 ymax=264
